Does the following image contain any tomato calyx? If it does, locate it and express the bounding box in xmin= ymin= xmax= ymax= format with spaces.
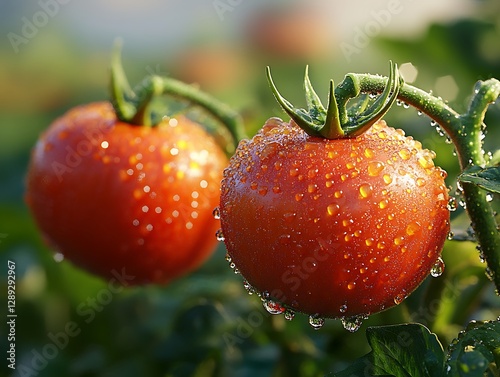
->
xmin=266 ymin=61 xmax=403 ymax=139
xmin=109 ymin=41 xmax=246 ymax=154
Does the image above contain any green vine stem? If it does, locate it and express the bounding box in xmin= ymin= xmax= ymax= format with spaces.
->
xmin=110 ymin=42 xmax=246 ymax=154
xmin=336 ymin=72 xmax=500 ymax=291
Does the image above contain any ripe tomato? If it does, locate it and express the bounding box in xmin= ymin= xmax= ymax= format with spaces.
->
xmin=26 ymin=102 xmax=227 ymax=285
xmin=219 ymin=118 xmax=450 ymax=325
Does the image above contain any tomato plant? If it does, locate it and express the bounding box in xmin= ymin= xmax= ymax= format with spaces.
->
xmin=218 ymin=62 xmax=500 ymax=374
xmin=25 ymin=45 xmax=246 ymax=285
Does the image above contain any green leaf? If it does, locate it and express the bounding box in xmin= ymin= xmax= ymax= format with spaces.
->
xmin=331 ymin=324 xmax=444 ymax=377
xmin=459 ymin=166 xmax=500 ymax=194
xmin=446 ymin=319 xmax=500 ymax=376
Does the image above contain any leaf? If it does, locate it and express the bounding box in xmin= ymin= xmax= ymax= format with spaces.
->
xmin=331 ymin=323 xmax=444 ymax=377
xmin=458 ymin=166 xmax=500 ymax=194
xmin=446 ymin=319 xmax=500 ymax=376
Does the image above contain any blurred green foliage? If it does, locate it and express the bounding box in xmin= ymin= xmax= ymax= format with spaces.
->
xmin=1 ymin=1 xmax=500 ymax=376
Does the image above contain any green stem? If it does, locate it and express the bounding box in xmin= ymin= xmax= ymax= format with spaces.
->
xmin=109 ymin=43 xmax=246 ymax=154
xmin=338 ymin=73 xmax=500 ymax=290
xmin=133 ymin=75 xmax=247 ymax=154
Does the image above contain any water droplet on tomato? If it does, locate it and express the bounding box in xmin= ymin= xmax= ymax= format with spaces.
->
xmin=215 ymin=229 xmax=225 ymax=241
xmin=398 ymin=149 xmax=411 ymax=160
xmin=379 ymin=199 xmax=389 ymax=209
xmin=213 ymin=207 xmax=221 ymax=219
xmin=485 ymin=267 xmax=495 ymax=282
xmin=243 ymin=280 xmax=255 ymax=295
xmin=393 ymin=236 xmax=405 ymax=246
xmin=367 ymin=161 xmax=384 ymax=176
xmin=359 ymin=184 xmax=372 ymax=199
xmin=341 ymin=315 xmax=364 ymax=332
xmin=383 ymin=174 xmax=393 ymax=185
xmin=430 ymin=257 xmax=445 ymax=277
xmin=307 ymin=184 xmax=318 ymax=193
xmin=364 ymin=148 xmax=374 ymax=158
xmin=308 ymin=314 xmax=325 ymax=330
xmin=284 ymin=309 xmax=295 ymax=321
xmin=406 ymin=222 xmax=420 ymax=236
xmin=339 ymin=304 xmax=347 ymax=313
xmin=263 ymin=299 xmax=286 ymax=315
xmin=416 ymin=177 xmax=426 ymax=187
xmin=295 ymin=193 xmax=304 ymax=202
xmin=393 ymin=293 xmax=406 ymax=305
xmin=418 ymin=155 xmax=434 ymax=169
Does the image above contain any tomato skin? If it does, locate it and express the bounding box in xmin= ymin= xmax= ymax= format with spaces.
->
xmin=26 ymin=102 xmax=227 ymax=285
xmin=220 ymin=118 xmax=450 ymax=318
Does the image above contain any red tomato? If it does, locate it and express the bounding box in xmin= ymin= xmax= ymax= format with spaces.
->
xmin=26 ymin=102 xmax=227 ymax=285
xmin=219 ymin=118 xmax=450 ymax=327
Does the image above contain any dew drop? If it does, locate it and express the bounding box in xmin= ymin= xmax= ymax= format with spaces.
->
xmin=215 ymin=229 xmax=225 ymax=241
xmin=398 ymin=149 xmax=411 ymax=161
xmin=417 ymin=110 xmax=423 ymax=116
xmin=327 ymin=203 xmax=340 ymax=216
xmin=295 ymin=193 xmax=304 ymax=202
xmin=486 ymin=193 xmax=493 ymax=202
xmin=406 ymin=222 xmax=420 ymax=236
xmin=307 ymin=184 xmax=318 ymax=193
xmin=418 ymin=155 xmax=434 ymax=169
xmin=225 ymin=252 xmax=231 ymax=262
xmin=379 ymin=199 xmax=389 ymax=209
xmin=359 ymin=184 xmax=373 ymax=198
xmin=258 ymin=186 xmax=268 ymax=196
xmin=341 ymin=315 xmax=364 ymax=332
xmin=383 ymin=174 xmax=393 ymax=185
xmin=212 ymin=207 xmax=221 ymax=219
xmin=447 ymin=197 xmax=458 ymax=212
xmin=364 ymin=148 xmax=374 ymax=158
xmin=367 ymin=161 xmax=385 ymax=176
xmin=485 ymin=267 xmax=495 ymax=282
xmin=394 ymin=236 xmax=405 ymax=246
xmin=243 ymin=280 xmax=255 ymax=295
xmin=263 ymin=299 xmax=286 ymax=315
xmin=416 ymin=178 xmax=426 ymax=187
xmin=308 ymin=314 xmax=325 ymax=330
xmin=339 ymin=304 xmax=348 ymax=313
xmin=430 ymin=257 xmax=445 ymax=277
xmin=284 ymin=309 xmax=295 ymax=321
xmin=393 ymin=293 xmax=406 ymax=305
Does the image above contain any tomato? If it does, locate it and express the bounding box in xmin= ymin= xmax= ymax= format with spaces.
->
xmin=219 ymin=118 xmax=450 ymax=326
xmin=26 ymin=102 xmax=227 ymax=285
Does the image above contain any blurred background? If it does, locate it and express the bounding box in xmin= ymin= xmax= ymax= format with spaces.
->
xmin=1 ymin=0 xmax=500 ymax=376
